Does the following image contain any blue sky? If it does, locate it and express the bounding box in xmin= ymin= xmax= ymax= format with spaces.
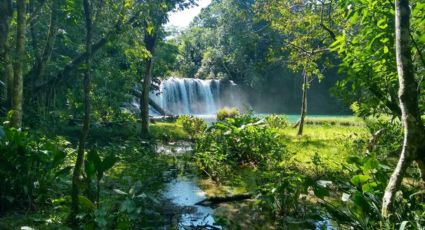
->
xmin=166 ymin=0 xmax=212 ymax=29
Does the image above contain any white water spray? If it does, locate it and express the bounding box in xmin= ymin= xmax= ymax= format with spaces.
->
xmin=150 ymin=77 xmax=243 ymax=115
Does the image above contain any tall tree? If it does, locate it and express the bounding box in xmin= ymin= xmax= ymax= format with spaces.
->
xmin=298 ymin=69 xmax=308 ymax=135
xmin=330 ymin=0 xmax=425 ymax=219
xmin=140 ymin=22 xmax=157 ymax=138
xmin=11 ymin=0 xmax=27 ymax=127
xmin=69 ymin=0 xmax=93 ymax=225
xmin=0 ymin=0 xmax=13 ymax=111
xmin=30 ymin=0 xmax=60 ymax=85
xmin=382 ymin=0 xmax=425 ymax=218
xmin=258 ymin=0 xmax=337 ymax=135
xmin=139 ymin=0 xmax=196 ymax=138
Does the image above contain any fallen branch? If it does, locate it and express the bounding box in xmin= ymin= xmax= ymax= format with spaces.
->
xmin=195 ymin=193 xmax=253 ymax=206
xmin=293 ymin=119 xmax=301 ymax=128
xmin=183 ymin=224 xmax=221 ymax=230
xmin=366 ymin=128 xmax=386 ymax=154
xmin=131 ymin=89 xmax=172 ymax=116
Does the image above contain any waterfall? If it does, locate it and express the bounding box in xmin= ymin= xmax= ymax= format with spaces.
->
xmin=150 ymin=77 xmax=244 ymax=115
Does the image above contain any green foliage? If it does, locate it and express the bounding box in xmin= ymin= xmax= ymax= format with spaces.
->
xmin=321 ymin=128 xmax=424 ymax=229
xmin=323 ymin=176 xmax=425 ymax=229
xmin=0 ymin=126 xmax=70 ymax=213
xmin=346 ymin=153 xmax=391 ymax=194
xmin=311 ymin=152 xmax=323 ymax=178
xmin=257 ymin=0 xmax=335 ymax=82
xmin=330 ymin=0 xmax=424 ymax=117
xmin=84 ymin=150 xmax=118 ymax=204
xmin=176 ymin=115 xmax=207 ymax=139
xmin=216 ymin=107 xmax=240 ymax=121
xmin=176 ymin=0 xmax=280 ymax=85
xmin=85 ymin=150 xmax=118 ymax=181
xmin=264 ymin=114 xmax=289 ymax=128
xmin=257 ymin=170 xmax=309 ymax=218
xmin=364 ymin=118 xmax=403 ymax=156
xmin=194 ymin=114 xmax=285 ymax=179
xmin=322 ymin=191 xmax=383 ymax=229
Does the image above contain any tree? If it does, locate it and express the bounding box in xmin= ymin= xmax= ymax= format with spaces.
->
xmin=0 ymin=0 xmax=13 ymax=112
xmin=11 ymin=0 xmax=27 ymax=128
xmin=139 ymin=0 xmax=196 ymax=138
xmin=328 ymin=0 xmax=425 ymax=218
xmin=382 ymin=0 xmax=425 ymax=218
xmin=140 ymin=21 xmax=157 ymax=138
xmin=257 ymin=0 xmax=337 ymax=135
xmin=68 ymin=0 xmax=93 ymax=225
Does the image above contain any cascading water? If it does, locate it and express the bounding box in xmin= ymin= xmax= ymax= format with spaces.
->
xmin=150 ymin=77 xmax=243 ymax=115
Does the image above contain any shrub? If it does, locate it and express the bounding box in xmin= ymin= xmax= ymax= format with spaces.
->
xmin=216 ymin=107 xmax=240 ymax=121
xmin=264 ymin=114 xmax=289 ymax=128
xmin=257 ymin=170 xmax=309 ymax=218
xmin=176 ymin=115 xmax=207 ymax=139
xmin=194 ymin=115 xmax=286 ymax=178
xmin=0 ymin=126 xmax=70 ymax=213
xmin=321 ymin=146 xmax=425 ymax=229
xmin=364 ymin=119 xmax=403 ymax=156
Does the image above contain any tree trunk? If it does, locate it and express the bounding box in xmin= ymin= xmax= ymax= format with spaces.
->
xmin=140 ymin=29 xmax=156 ymax=138
xmin=132 ymin=89 xmax=170 ymax=116
xmin=69 ymin=0 xmax=92 ymax=226
xmin=27 ymin=0 xmax=60 ymax=113
xmin=382 ymin=0 xmax=425 ymax=218
xmin=0 ymin=0 xmax=13 ymax=111
xmin=297 ymin=70 xmax=308 ymax=136
xmin=11 ymin=0 xmax=27 ymax=128
xmin=32 ymin=0 xmax=59 ymax=82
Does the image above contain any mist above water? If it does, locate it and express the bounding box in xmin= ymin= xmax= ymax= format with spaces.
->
xmin=150 ymin=77 xmax=247 ymax=115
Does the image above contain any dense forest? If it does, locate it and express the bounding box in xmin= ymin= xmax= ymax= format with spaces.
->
xmin=0 ymin=0 xmax=425 ymax=229
xmin=174 ymin=0 xmax=347 ymax=114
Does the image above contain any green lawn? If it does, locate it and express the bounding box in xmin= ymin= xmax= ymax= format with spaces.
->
xmin=280 ymin=124 xmax=370 ymax=175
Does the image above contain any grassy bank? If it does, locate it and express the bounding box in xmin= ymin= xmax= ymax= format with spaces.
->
xmin=281 ymin=125 xmax=369 ymax=175
xmin=0 ymin=117 xmax=377 ymax=229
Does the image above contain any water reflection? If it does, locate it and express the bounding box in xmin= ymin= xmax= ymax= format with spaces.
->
xmin=163 ymin=176 xmax=222 ymax=229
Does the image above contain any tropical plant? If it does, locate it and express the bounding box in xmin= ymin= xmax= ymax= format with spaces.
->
xmin=322 ymin=149 xmax=425 ymax=229
xmin=194 ymin=114 xmax=285 ymax=178
xmin=216 ymin=107 xmax=240 ymax=121
xmin=258 ymin=170 xmax=308 ymax=218
xmin=264 ymin=114 xmax=289 ymax=129
xmin=176 ymin=115 xmax=207 ymax=139
xmin=0 ymin=126 xmax=70 ymax=213
xmin=84 ymin=150 xmax=118 ymax=205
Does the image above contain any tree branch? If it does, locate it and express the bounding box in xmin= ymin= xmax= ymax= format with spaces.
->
xmin=28 ymin=6 xmax=142 ymax=91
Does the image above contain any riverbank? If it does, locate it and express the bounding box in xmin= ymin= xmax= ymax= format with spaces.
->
xmin=0 ymin=117 xmax=375 ymax=229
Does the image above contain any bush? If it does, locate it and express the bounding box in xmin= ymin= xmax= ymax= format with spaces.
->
xmin=264 ymin=114 xmax=289 ymax=128
xmin=321 ymin=142 xmax=425 ymax=229
xmin=176 ymin=115 xmax=207 ymax=139
xmin=0 ymin=126 xmax=70 ymax=213
xmin=194 ymin=115 xmax=286 ymax=178
xmin=216 ymin=107 xmax=240 ymax=121
xmin=364 ymin=119 xmax=403 ymax=156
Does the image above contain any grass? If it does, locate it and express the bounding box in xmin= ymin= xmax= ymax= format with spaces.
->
xmin=280 ymin=124 xmax=370 ymax=176
xmin=197 ymin=122 xmax=371 ymax=192
xmin=303 ymin=116 xmax=364 ymax=126
xmin=0 ymin=117 xmax=372 ymax=228
xmin=150 ymin=122 xmax=188 ymax=140
xmin=46 ymin=120 xmax=190 ymax=145
xmin=190 ymin=120 xmax=372 ymax=229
